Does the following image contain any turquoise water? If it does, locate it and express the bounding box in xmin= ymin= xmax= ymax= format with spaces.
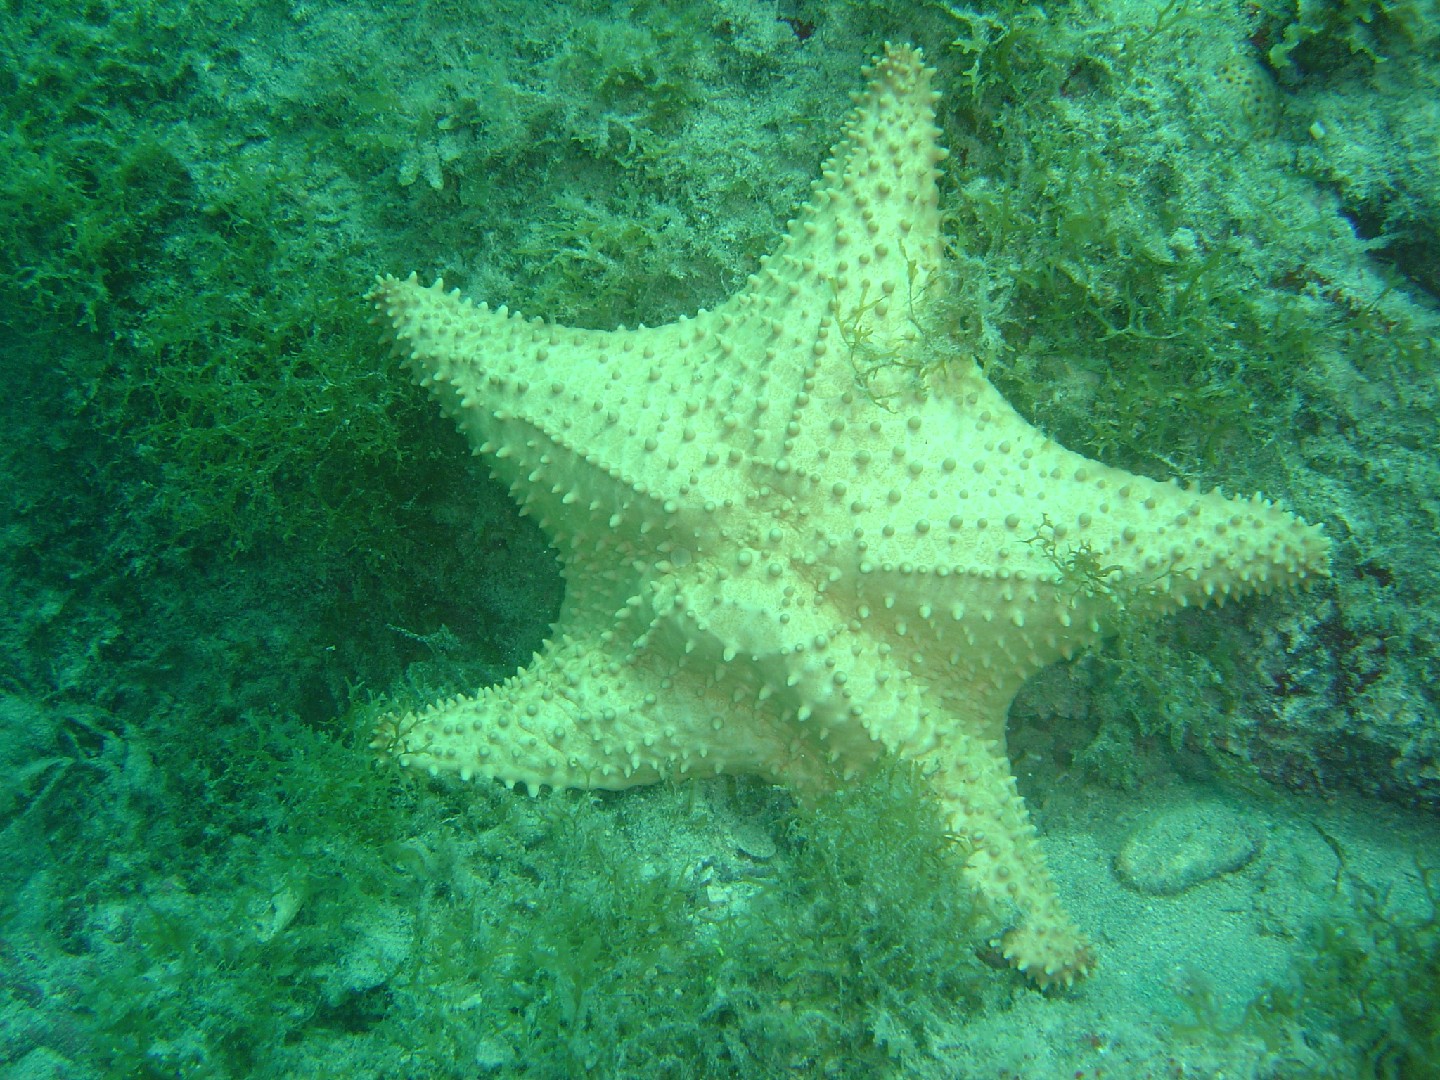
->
xmin=2 ymin=1 xmax=1437 ymax=1076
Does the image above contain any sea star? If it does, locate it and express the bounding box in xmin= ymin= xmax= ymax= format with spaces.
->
xmin=369 ymin=43 xmax=1329 ymax=988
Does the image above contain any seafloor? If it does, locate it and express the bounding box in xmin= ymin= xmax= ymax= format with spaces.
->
xmin=2 ymin=1 xmax=1437 ymax=1077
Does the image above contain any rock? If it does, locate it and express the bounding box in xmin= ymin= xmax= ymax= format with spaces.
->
xmin=733 ymin=823 xmax=777 ymax=862
xmin=1114 ymin=800 xmax=1262 ymax=896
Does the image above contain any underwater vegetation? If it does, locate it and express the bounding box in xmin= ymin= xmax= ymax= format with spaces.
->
xmin=28 ymin=709 xmax=997 ymax=1077
xmin=1177 ymin=845 xmax=1440 ymax=1079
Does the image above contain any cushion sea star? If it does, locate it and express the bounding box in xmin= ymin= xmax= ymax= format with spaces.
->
xmin=369 ymin=43 xmax=1329 ymax=987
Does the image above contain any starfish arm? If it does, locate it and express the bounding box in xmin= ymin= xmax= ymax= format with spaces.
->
xmin=921 ymin=730 xmax=1096 ymax=989
xmin=372 ymin=274 xmax=703 ymax=539
xmin=784 ymin=362 xmax=1329 ymax=689
xmin=371 ymin=630 xmax=744 ymax=794
xmin=789 ymin=360 xmax=1330 ymax=621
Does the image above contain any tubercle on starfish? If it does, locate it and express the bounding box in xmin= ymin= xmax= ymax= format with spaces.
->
xmin=367 ymin=44 xmax=1330 ymax=990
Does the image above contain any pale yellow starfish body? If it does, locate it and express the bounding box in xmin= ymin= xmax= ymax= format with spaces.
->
xmin=369 ymin=44 xmax=1329 ymax=988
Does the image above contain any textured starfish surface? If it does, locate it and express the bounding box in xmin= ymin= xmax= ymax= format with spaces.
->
xmin=369 ymin=44 xmax=1330 ymax=988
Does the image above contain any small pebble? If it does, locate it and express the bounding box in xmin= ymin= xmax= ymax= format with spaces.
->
xmin=1114 ymin=800 xmax=1262 ymax=896
xmin=733 ymin=824 xmax=777 ymax=861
